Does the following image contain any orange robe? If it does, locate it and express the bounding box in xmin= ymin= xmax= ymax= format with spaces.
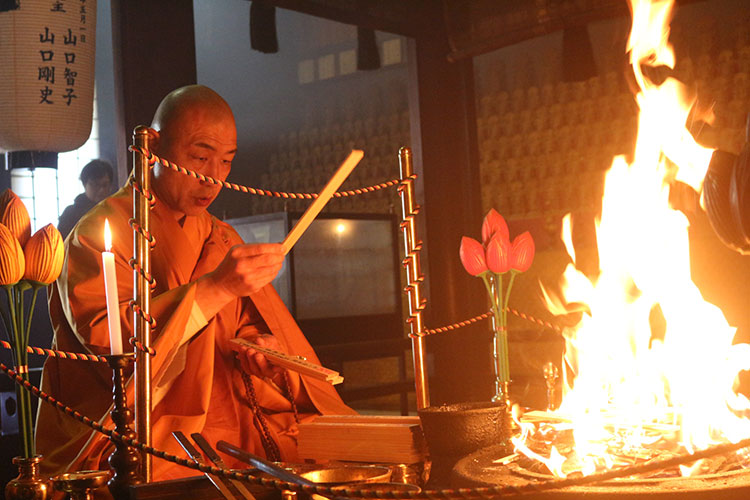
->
xmin=36 ymin=184 xmax=355 ymax=479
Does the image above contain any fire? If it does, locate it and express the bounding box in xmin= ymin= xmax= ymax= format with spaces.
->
xmin=525 ymin=0 xmax=750 ymax=478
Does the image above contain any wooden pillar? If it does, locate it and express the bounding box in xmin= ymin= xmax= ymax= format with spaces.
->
xmin=111 ymin=0 xmax=197 ymax=137
xmin=406 ymin=29 xmax=492 ymax=404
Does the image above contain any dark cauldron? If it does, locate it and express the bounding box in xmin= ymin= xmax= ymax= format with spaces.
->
xmin=418 ymin=401 xmax=512 ymax=486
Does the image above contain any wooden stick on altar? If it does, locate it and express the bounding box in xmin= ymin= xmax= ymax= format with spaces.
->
xmin=281 ymin=150 xmax=364 ymax=254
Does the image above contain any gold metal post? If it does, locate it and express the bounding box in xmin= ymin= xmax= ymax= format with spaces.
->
xmin=132 ymin=126 xmax=152 ymax=481
xmin=398 ymin=147 xmax=430 ymax=410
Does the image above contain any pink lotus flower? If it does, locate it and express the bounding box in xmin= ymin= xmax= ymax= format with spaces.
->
xmin=486 ymin=233 xmax=512 ymax=273
xmin=459 ymin=236 xmax=488 ymax=276
xmin=457 ymin=208 xmax=535 ymax=402
xmin=481 ymin=209 xmax=509 ymax=247
xmin=510 ymin=231 xmax=535 ymax=272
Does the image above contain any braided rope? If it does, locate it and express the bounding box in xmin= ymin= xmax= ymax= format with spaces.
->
xmin=0 ymin=306 xmax=559 ymax=359
xmin=127 ymin=144 xmax=564 ymax=339
xmin=129 ymin=338 xmax=156 ymax=356
xmin=418 ymin=308 xmax=563 ymax=338
xmin=420 ymin=312 xmax=493 ymax=336
xmin=128 ymin=146 xmax=400 ymax=199
xmin=128 ymin=219 xmax=156 ymax=249
xmin=4 ymin=360 xmax=750 ymax=499
xmin=129 ymin=259 xmax=157 ymax=290
xmin=0 ymin=340 xmax=108 ymax=363
xmin=128 ymin=301 xmax=156 ymax=330
xmin=507 ymin=307 xmax=562 ymax=333
xmin=129 ymin=179 xmax=156 ymax=206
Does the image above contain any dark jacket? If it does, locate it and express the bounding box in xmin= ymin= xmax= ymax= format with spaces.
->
xmin=58 ymin=193 xmax=96 ymax=239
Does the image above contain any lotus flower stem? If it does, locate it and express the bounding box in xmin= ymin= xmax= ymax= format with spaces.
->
xmin=4 ymin=285 xmax=35 ymax=457
xmin=501 ymin=272 xmax=518 ymax=384
xmin=503 ymin=271 xmax=517 ymax=323
xmin=484 ymin=273 xmax=510 ymax=399
xmin=0 ymin=298 xmax=10 ymax=351
xmin=494 ymin=274 xmax=509 ymax=383
xmin=24 ymin=286 xmax=40 ymax=343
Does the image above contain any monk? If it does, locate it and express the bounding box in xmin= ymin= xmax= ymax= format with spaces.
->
xmin=36 ymin=85 xmax=355 ymax=479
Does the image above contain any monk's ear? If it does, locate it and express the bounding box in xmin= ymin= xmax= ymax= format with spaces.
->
xmin=146 ymin=128 xmax=160 ymax=152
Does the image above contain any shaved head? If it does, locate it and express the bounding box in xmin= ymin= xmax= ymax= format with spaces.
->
xmin=149 ymin=85 xmax=238 ymax=217
xmin=152 ymin=85 xmax=234 ymax=142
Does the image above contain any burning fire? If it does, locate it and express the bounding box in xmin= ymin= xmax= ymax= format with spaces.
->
xmin=518 ymin=0 xmax=750 ymax=478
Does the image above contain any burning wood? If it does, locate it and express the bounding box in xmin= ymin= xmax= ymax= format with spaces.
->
xmin=509 ymin=407 xmax=750 ymax=478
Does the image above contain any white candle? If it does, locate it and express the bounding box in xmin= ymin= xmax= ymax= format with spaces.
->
xmin=102 ymin=219 xmax=123 ymax=355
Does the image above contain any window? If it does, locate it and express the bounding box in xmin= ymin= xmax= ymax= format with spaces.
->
xmin=10 ymin=168 xmax=60 ymax=232
xmin=9 ymin=89 xmax=100 ymax=232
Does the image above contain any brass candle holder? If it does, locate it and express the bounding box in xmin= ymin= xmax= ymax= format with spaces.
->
xmin=105 ymin=353 xmax=142 ymax=499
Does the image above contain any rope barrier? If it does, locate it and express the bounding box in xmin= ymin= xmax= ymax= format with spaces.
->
xmin=420 ymin=312 xmax=493 ymax=336
xmin=2 ymin=359 xmax=750 ymax=499
xmin=507 ymin=307 xmax=563 ymax=333
xmin=123 ymin=145 xmax=566 ymax=340
xmin=417 ymin=308 xmax=563 ymax=338
xmin=128 ymin=146 xmax=401 ymax=199
xmin=0 ymin=305 xmax=564 ymax=361
xmin=0 ymin=340 xmax=108 ymax=363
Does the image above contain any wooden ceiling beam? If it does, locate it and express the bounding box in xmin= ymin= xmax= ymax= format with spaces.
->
xmin=258 ymin=0 xmax=435 ymax=38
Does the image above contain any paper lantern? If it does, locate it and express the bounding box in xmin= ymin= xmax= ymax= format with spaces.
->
xmin=0 ymin=0 xmax=97 ymax=153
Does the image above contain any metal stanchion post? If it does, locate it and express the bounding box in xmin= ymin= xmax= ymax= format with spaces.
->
xmin=398 ymin=147 xmax=430 ymax=410
xmin=132 ymin=126 xmax=152 ymax=481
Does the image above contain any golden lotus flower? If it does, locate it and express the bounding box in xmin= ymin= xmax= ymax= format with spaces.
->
xmin=0 ymin=189 xmax=31 ymax=248
xmin=23 ymin=224 xmax=64 ymax=284
xmin=0 ymin=223 xmax=25 ymax=285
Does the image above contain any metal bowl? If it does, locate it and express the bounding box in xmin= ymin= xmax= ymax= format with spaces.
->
xmin=52 ymin=470 xmax=110 ymax=496
xmin=298 ymin=465 xmax=391 ymax=485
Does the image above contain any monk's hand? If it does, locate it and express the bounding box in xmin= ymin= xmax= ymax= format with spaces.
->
xmin=238 ymin=334 xmax=285 ymax=381
xmin=207 ymin=243 xmax=284 ymax=299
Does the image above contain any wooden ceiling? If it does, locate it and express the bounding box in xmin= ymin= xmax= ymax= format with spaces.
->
xmin=259 ymin=0 xmax=706 ymax=60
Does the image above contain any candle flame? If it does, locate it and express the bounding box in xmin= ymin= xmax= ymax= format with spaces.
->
xmin=104 ymin=219 xmax=112 ymax=252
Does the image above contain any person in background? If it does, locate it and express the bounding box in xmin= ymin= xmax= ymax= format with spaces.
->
xmin=57 ymin=159 xmax=114 ymax=239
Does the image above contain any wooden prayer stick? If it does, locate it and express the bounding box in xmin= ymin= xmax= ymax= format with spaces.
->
xmin=229 ymin=338 xmax=343 ymax=385
xmin=281 ymin=150 xmax=364 ymax=254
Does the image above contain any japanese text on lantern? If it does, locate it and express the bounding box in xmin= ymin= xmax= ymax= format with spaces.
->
xmin=38 ymin=0 xmax=87 ymax=107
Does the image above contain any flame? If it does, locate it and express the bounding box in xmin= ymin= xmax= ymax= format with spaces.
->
xmin=104 ymin=219 xmax=112 ymax=252
xmin=523 ymin=0 xmax=750 ymax=478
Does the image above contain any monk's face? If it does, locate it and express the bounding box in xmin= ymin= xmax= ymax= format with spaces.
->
xmin=152 ymin=105 xmax=237 ymax=217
